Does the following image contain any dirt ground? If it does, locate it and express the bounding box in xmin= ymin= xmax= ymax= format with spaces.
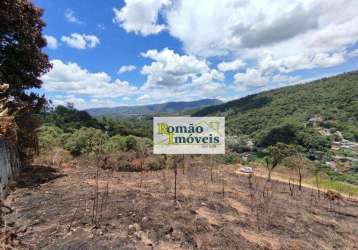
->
xmin=2 ymin=162 xmax=358 ymax=249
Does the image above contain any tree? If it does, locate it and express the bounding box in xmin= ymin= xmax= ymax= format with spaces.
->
xmin=0 ymin=0 xmax=51 ymax=113
xmin=0 ymin=0 xmax=52 ymax=162
xmin=284 ymin=152 xmax=313 ymax=191
xmin=264 ymin=143 xmax=295 ymax=181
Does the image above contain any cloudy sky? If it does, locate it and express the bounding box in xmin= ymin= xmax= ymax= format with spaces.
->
xmin=36 ymin=0 xmax=358 ymax=109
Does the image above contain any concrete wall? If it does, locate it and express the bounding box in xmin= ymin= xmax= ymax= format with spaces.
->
xmin=0 ymin=137 xmax=22 ymax=198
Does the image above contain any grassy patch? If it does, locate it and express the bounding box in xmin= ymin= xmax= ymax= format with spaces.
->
xmin=308 ymin=178 xmax=358 ymax=196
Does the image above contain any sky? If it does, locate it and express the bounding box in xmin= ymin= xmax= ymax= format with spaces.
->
xmin=34 ymin=0 xmax=358 ymax=110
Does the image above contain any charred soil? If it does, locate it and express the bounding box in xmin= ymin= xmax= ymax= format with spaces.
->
xmin=2 ymin=163 xmax=358 ymax=249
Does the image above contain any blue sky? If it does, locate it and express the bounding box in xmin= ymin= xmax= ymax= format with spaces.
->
xmin=34 ymin=0 xmax=358 ymax=109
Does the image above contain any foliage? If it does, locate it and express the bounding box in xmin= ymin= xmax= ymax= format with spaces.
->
xmin=308 ymin=178 xmax=358 ymax=196
xmin=103 ymin=135 xmax=152 ymax=153
xmin=103 ymin=135 xmax=127 ymax=152
xmin=125 ymin=135 xmax=138 ymax=151
xmin=264 ymin=143 xmax=295 ymax=180
xmin=99 ymin=116 xmax=152 ymax=138
xmin=0 ymin=0 xmax=51 ymax=113
xmin=64 ymin=127 xmax=108 ymax=156
xmin=222 ymin=152 xmax=239 ymax=164
xmin=265 ymin=143 xmax=295 ymax=168
xmin=43 ymin=104 xmax=101 ymax=133
xmin=258 ymin=122 xmax=331 ymax=157
xmin=37 ymin=125 xmax=64 ymax=150
xmin=325 ymin=168 xmax=358 ymax=186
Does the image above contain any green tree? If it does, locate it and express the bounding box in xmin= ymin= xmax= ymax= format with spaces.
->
xmin=264 ymin=143 xmax=295 ymax=181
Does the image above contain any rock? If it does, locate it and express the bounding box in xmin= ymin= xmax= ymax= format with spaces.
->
xmin=239 ymin=166 xmax=253 ymax=174
xmin=136 ymin=231 xmax=153 ymax=246
xmin=128 ymin=223 xmax=140 ymax=234
xmin=142 ymin=216 xmax=149 ymax=223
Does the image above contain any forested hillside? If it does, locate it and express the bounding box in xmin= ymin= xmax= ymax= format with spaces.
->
xmin=87 ymin=98 xmax=222 ymax=117
xmin=196 ymin=71 xmax=358 ymax=144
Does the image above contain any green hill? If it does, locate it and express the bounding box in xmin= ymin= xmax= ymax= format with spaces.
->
xmin=195 ymin=71 xmax=358 ymax=145
xmin=86 ymin=99 xmax=223 ymax=117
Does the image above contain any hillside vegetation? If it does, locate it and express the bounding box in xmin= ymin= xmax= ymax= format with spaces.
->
xmin=87 ymin=98 xmax=223 ymax=118
xmin=196 ymin=71 xmax=358 ymax=144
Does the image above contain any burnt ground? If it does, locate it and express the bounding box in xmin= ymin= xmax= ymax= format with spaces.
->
xmin=2 ymin=163 xmax=358 ymax=249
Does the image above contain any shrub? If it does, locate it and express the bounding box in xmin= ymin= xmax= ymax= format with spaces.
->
xmin=64 ymin=127 xmax=108 ymax=156
xmin=144 ymin=155 xmax=166 ymax=171
xmin=125 ymin=135 xmax=138 ymax=151
xmin=37 ymin=125 xmax=64 ymax=150
xmin=222 ymin=152 xmax=239 ymax=164
xmin=103 ymin=135 xmax=127 ymax=152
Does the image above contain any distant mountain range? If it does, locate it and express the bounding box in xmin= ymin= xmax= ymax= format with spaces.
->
xmin=86 ymin=98 xmax=223 ymax=117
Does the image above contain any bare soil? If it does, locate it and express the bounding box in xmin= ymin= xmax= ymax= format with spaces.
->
xmin=2 ymin=163 xmax=358 ymax=249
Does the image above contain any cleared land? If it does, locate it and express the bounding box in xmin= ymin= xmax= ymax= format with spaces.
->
xmin=2 ymin=163 xmax=358 ymax=249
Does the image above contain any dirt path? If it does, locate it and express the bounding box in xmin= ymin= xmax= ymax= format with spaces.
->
xmin=2 ymin=164 xmax=358 ymax=249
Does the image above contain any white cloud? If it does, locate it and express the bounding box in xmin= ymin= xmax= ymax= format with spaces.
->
xmin=218 ymin=59 xmax=246 ymax=72
xmin=233 ymin=67 xmax=304 ymax=92
xmin=141 ymin=48 xmax=210 ymax=87
xmin=234 ymin=69 xmax=267 ymax=88
xmin=113 ymin=0 xmax=171 ymax=36
xmin=348 ymin=49 xmax=358 ymax=58
xmin=42 ymin=59 xmax=137 ymax=98
xmin=52 ymin=95 xmax=86 ymax=109
xmin=51 ymin=95 xmax=121 ymax=110
xmin=115 ymin=0 xmax=358 ymax=76
xmin=138 ymin=48 xmax=226 ymax=103
xmin=44 ymin=35 xmax=58 ymax=49
xmin=64 ymin=9 xmax=83 ymax=24
xmin=165 ymin=0 xmax=358 ymax=57
xmin=107 ymin=0 xmax=358 ymax=105
xmin=137 ymin=94 xmax=150 ymax=102
xmin=118 ymin=65 xmax=136 ymax=74
xmin=259 ymin=52 xmax=346 ymax=73
xmin=61 ymin=33 xmax=100 ymax=49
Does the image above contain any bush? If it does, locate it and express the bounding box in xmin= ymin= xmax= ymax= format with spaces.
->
xmin=103 ymin=135 xmax=152 ymax=153
xmin=222 ymin=152 xmax=239 ymax=164
xmin=144 ymin=155 xmax=166 ymax=171
xmin=103 ymin=135 xmax=127 ymax=152
xmin=64 ymin=127 xmax=108 ymax=156
xmin=37 ymin=125 xmax=64 ymax=150
xmin=125 ymin=135 xmax=138 ymax=151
